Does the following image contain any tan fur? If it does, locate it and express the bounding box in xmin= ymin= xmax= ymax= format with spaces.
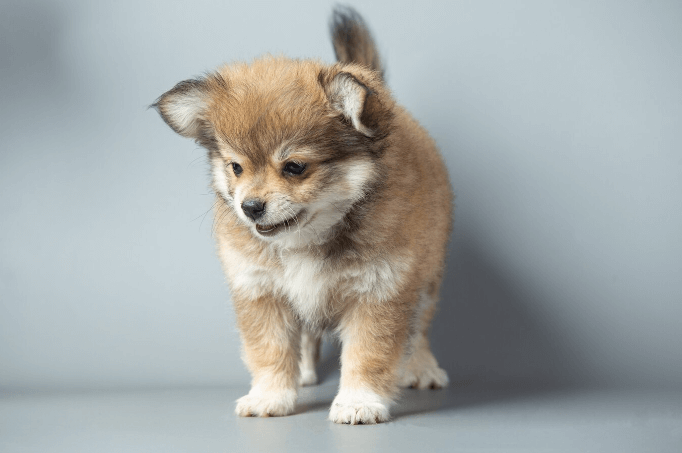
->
xmin=153 ymin=7 xmax=453 ymax=424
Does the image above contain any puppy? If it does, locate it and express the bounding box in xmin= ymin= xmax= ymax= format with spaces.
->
xmin=152 ymin=6 xmax=452 ymax=424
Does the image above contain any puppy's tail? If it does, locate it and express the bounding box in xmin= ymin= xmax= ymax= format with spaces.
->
xmin=330 ymin=6 xmax=383 ymax=79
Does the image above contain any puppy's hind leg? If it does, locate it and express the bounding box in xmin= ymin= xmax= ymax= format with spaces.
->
xmin=398 ymin=290 xmax=449 ymax=390
xmin=299 ymin=326 xmax=322 ymax=386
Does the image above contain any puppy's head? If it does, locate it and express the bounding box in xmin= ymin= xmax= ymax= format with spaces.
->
xmin=153 ymin=57 xmax=393 ymax=247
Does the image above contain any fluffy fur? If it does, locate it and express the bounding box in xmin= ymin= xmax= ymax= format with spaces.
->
xmin=152 ymin=6 xmax=453 ymax=424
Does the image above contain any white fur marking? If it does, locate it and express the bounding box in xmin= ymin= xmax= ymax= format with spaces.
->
xmin=329 ymin=387 xmax=391 ymax=424
xmin=235 ymin=383 xmax=297 ymax=417
xmin=343 ymin=159 xmax=374 ymax=201
xmin=345 ymin=257 xmax=411 ymax=302
xmin=211 ymin=157 xmax=230 ymax=201
xmin=280 ymin=254 xmax=327 ymax=320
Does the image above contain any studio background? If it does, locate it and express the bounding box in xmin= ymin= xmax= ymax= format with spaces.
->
xmin=1 ymin=0 xmax=681 ymax=393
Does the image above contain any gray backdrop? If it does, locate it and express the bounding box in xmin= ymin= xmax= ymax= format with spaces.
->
xmin=1 ymin=0 xmax=680 ymax=391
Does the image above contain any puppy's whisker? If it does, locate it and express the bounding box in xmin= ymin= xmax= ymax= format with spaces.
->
xmin=279 ymin=212 xmax=289 ymax=234
xmin=284 ymin=205 xmax=300 ymax=238
xmin=328 ymin=201 xmax=348 ymax=219
xmin=304 ymin=211 xmax=323 ymax=245
xmin=290 ymin=208 xmax=302 ymax=242
xmin=194 ymin=199 xmax=221 ymax=230
xmin=212 ymin=204 xmax=231 ymax=237
xmin=211 ymin=205 xmax=222 ymax=236
xmin=287 ymin=206 xmax=302 ymax=242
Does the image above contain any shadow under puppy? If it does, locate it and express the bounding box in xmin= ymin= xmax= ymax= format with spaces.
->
xmin=152 ymin=7 xmax=452 ymax=424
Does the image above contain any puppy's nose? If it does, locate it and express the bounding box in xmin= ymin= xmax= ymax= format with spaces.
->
xmin=241 ymin=199 xmax=266 ymax=221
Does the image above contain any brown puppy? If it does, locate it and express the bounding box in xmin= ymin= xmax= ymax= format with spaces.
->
xmin=153 ymin=6 xmax=452 ymax=424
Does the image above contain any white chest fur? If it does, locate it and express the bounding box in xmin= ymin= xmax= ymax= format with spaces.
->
xmin=222 ymin=245 xmax=411 ymax=324
xmin=278 ymin=253 xmax=331 ymax=321
xmin=222 ymin=247 xmax=333 ymax=322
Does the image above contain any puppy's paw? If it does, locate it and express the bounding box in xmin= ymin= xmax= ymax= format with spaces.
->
xmin=299 ymin=368 xmax=318 ymax=386
xmin=235 ymin=387 xmax=296 ymax=417
xmin=329 ymin=388 xmax=390 ymax=425
xmin=398 ymin=363 xmax=449 ymax=390
xmin=330 ymin=401 xmax=390 ymax=425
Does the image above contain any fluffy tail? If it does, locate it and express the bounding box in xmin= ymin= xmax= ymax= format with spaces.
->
xmin=330 ymin=6 xmax=383 ymax=79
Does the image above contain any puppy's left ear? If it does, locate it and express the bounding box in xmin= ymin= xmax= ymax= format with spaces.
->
xmin=323 ymin=72 xmax=375 ymax=136
xmin=152 ymin=78 xmax=217 ymax=150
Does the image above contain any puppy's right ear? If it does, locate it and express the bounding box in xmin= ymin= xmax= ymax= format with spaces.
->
xmin=323 ymin=72 xmax=375 ymax=137
xmin=151 ymin=78 xmax=216 ymax=149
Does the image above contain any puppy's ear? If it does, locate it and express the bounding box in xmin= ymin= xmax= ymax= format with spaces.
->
xmin=323 ymin=72 xmax=374 ymax=136
xmin=152 ymin=78 xmax=217 ymax=149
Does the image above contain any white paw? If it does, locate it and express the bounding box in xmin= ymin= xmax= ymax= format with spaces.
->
xmin=299 ymin=368 xmax=318 ymax=386
xmin=235 ymin=387 xmax=296 ymax=417
xmin=330 ymin=401 xmax=390 ymax=425
xmin=328 ymin=388 xmax=391 ymax=425
xmin=398 ymin=364 xmax=449 ymax=389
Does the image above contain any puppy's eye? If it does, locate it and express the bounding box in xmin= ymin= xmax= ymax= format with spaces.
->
xmin=231 ymin=163 xmax=243 ymax=176
xmin=283 ymin=161 xmax=306 ymax=175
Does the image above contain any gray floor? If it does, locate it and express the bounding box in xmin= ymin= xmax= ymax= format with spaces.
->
xmin=2 ymin=376 xmax=681 ymax=453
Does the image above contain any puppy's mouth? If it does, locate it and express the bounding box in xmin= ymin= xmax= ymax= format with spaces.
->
xmin=255 ymin=211 xmax=304 ymax=237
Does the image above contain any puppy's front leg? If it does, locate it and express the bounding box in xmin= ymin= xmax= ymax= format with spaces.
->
xmin=330 ymin=299 xmax=411 ymax=424
xmin=233 ymin=294 xmax=300 ymax=417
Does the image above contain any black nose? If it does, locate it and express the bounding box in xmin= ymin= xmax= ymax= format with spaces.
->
xmin=241 ymin=199 xmax=266 ymax=221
